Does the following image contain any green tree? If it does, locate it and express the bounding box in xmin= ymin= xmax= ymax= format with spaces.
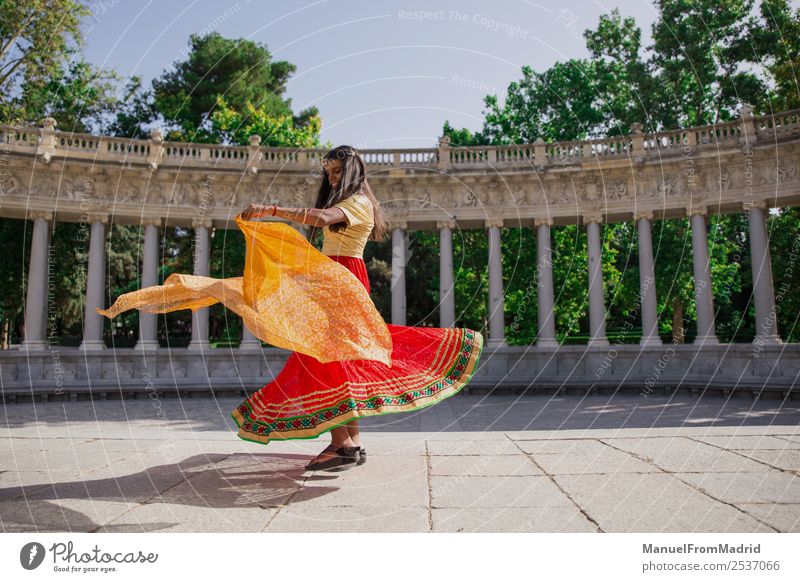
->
xmin=210 ymin=97 xmax=323 ymax=147
xmin=441 ymin=119 xmax=490 ymax=147
xmin=0 ymin=2 xmax=129 ymax=132
xmin=452 ymin=229 xmax=489 ymax=334
xmin=108 ymin=76 xmax=155 ymax=138
xmin=364 ymin=245 xmax=392 ymax=322
xmin=0 ymin=219 xmax=32 ymax=347
xmin=583 ymin=8 xmax=656 ymax=135
xmin=481 ymin=60 xmax=601 ymax=144
xmin=18 ymin=60 xmax=121 ymax=133
xmin=746 ymin=0 xmax=800 ymax=111
xmin=769 ymin=208 xmax=800 ymax=341
xmin=151 ymin=32 xmax=317 ymax=142
xmin=650 ymin=0 xmax=766 ymax=127
xmin=0 ymin=0 xmax=88 ymax=98
xmin=503 ymin=227 xmax=538 ymax=344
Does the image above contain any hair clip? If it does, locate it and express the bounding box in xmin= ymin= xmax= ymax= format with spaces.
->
xmin=325 ymin=148 xmax=357 ymax=161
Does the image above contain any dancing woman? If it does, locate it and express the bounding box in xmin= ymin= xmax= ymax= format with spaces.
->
xmin=99 ymin=145 xmax=484 ymax=472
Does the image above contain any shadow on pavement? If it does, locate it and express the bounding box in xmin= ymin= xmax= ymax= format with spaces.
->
xmin=0 ymin=453 xmax=340 ymax=532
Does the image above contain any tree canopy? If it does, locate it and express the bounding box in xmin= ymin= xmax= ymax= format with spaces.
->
xmin=148 ymin=32 xmax=320 ymax=144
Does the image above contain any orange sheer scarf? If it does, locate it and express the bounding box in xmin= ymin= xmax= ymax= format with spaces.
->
xmin=96 ymin=216 xmax=393 ymax=366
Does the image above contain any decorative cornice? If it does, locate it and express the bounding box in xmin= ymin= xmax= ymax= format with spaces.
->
xmin=191 ymin=217 xmax=214 ymax=229
xmin=29 ymin=210 xmax=54 ymax=221
xmin=743 ymin=199 xmax=768 ymax=210
xmin=582 ymin=212 xmax=603 ymax=225
xmin=686 ymin=205 xmax=708 ymax=217
xmin=86 ymin=213 xmax=109 ymax=225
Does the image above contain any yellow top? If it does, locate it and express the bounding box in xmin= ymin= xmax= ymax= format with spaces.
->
xmin=320 ymin=193 xmax=374 ymax=259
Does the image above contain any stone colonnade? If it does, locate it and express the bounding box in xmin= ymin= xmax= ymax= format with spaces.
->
xmin=20 ymin=203 xmax=782 ymax=350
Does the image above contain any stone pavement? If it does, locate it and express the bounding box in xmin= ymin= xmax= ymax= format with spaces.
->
xmin=1 ymin=393 xmax=799 ymax=533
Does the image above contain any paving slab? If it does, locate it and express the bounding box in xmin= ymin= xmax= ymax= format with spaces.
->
xmin=426 ymin=439 xmax=521 ymax=456
xmin=265 ymin=505 xmax=429 ymax=532
xmin=158 ymin=468 xmax=302 ymax=508
xmin=734 ymin=449 xmax=800 ymax=473
xmin=1 ymin=498 xmax=139 ymax=532
xmin=0 ymin=471 xmax=83 ymax=501
xmin=100 ymin=502 xmax=276 ymax=533
xmin=601 ymin=437 xmax=768 ymax=473
xmin=432 ymin=506 xmax=598 ymax=533
xmin=343 ymin=438 xmax=427 ymax=456
xmin=532 ymin=448 xmax=657 ymax=475
xmin=693 ymin=435 xmax=800 ymax=450
xmin=17 ymin=463 xmax=192 ymax=505
xmin=553 ymin=473 xmax=776 ymax=532
xmin=430 ymin=475 xmax=573 ymax=509
xmin=736 ymin=503 xmax=800 ymax=533
xmin=0 ymin=437 xmax=94 ymax=452
xmin=430 ymin=455 xmax=543 ymax=476
xmin=505 ymin=426 xmax=800 ymax=440
xmin=675 ymin=471 xmax=800 ymax=504
xmin=290 ymin=455 xmax=428 ymax=508
xmin=514 ymin=438 xmax=609 ymax=455
xmin=0 ymin=449 xmax=117 ymax=472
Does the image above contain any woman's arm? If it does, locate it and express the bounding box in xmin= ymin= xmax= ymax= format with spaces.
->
xmin=276 ymin=206 xmax=346 ymax=227
xmin=240 ymin=203 xmax=346 ymax=227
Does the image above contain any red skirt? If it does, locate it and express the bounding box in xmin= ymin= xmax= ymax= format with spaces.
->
xmin=231 ymin=255 xmax=484 ymax=444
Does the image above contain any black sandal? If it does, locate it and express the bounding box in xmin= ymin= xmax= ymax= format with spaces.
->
xmin=356 ymin=446 xmax=366 ymax=466
xmin=305 ymin=444 xmax=360 ymax=471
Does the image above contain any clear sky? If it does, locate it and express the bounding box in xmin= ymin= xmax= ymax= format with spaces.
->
xmin=80 ymin=0 xmax=793 ymax=149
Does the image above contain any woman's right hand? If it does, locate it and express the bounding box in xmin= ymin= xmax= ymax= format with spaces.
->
xmin=240 ymin=203 xmax=264 ymax=221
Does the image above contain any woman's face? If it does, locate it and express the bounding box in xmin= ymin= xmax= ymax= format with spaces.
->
xmin=323 ymin=158 xmax=343 ymax=188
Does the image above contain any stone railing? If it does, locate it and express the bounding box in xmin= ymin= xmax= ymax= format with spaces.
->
xmin=2 ymin=106 xmax=798 ymax=173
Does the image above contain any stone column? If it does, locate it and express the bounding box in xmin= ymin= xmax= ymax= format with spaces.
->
xmin=240 ymin=323 xmax=262 ymax=350
xmin=135 ymin=217 xmax=161 ymax=350
xmin=635 ymin=211 xmax=662 ymax=346
xmin=584 ymin=213 xmax=609 ymax=347
xmin=22 ymin=210 xmax=53 ymax=350
xmin=688 ymin=207 xmax=719 ymax=345
xmin=437 ymin=219 xmax=456 ymax=328
xmin=79 ymin=214 xmax=109 ymax=350
xmin=748 ymin=201 xmax=781 ymax=344
xmin=391 ymin=222 xmax=408 ymax=326
xmin=487 ymin=217 xmax=506 ymax=347
xmin=188 ymin=218 xmax=212 ymax=350
xmin=535 ymin=217 xmax=557 ymax=348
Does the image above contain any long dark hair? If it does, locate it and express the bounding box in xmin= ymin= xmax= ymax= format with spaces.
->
xmin=307 ymin=145 xmax=388 ymax=244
